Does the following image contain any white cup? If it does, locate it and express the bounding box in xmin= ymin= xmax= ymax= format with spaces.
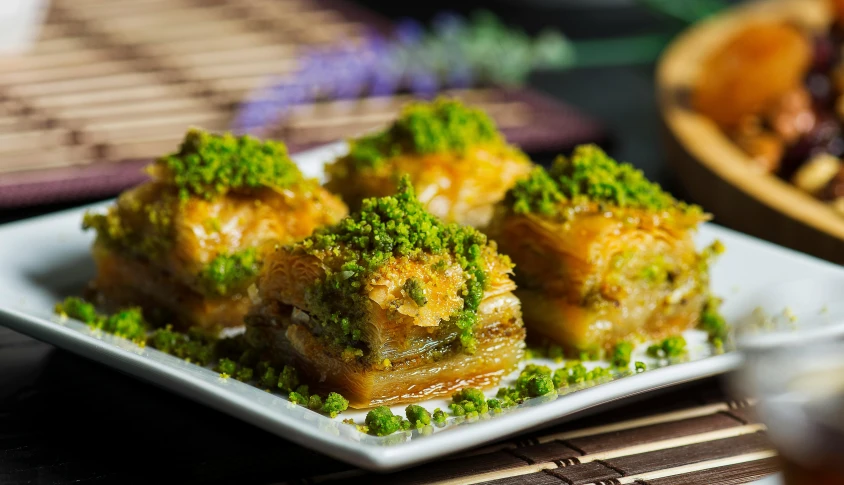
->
xmin=0 ymin=0 xmax=51 ymax=56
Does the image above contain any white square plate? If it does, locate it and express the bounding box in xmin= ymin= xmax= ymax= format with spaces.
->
xmin=2 ymin=143 xmax=844 ymax=471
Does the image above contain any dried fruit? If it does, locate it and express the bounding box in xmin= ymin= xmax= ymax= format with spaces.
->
xmin=694 ymin=23 xmax=811 ymax=128
xmin=791 ymin=153 xmax=841 ymax=194
xmin=764 ymin=88 xmax=815 ymax=143
xmin=733 ymin=130 xmax=784 ymax=173
xmin=818 ymin=166 xmax=844 ymax=200
xmin=781 ymin=112 xmax=844 ymax=178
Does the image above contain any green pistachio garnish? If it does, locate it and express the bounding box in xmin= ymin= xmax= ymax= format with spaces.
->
xmin=346 ymin=98 xmax=503 ymax=170
xmin=55 ymin=297 xmax=148 ymax=343
xmin=402 ymin=278 xmax=428 ymax=307
xmin=405 ymin=404 xmax=432 ymax=428
xmin=647 ymin=335 xmax=688 ymax=358
xmin=321 ymin=392 xmax=350 ymax=418
xmin=506 ymin=144 xmax=702 ymax=217
xmin=611 ymin=341 xmax=634 ymax=368
xmin=198 ymin=247 xmax=260 ymax=296
xmin=365 ymin=406 xmax=404 ymax=436
xmin=155 ymin=128 xmax=304 ymax=201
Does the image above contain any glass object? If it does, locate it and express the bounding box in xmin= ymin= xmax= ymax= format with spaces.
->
xmin=730 ymin=277 xmax=844 ymax=485
xmin=0 ymin=0 xmax=50 ymax=55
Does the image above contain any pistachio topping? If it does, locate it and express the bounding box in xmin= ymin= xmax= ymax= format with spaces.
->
xmin=154 ymin=128 xmax=304 ymax=201
xmin=346 ymin=98 xmax=503 ymax=170
xmin=506 ymin=144 xmax=702 ymax=216
xmin=198 ymin=247 xmax=261 ymax=296
xmin=402 ymin=278 xmax=428 ymax=307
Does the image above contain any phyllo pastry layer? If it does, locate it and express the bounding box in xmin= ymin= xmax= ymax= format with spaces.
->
xmin=325 ymin=98 xmax=532 ymax=228
xmin=246 ymin=178 xmax=525 ymax=408
xmin=84 ymin=128 xmax=347 ymax=331
xmin=488 ymin=145 xmax=721 ymax=354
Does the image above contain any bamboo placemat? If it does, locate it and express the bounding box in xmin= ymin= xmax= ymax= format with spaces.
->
xmin=290 ymin=396 xmax=775 ymax=485
xmin=0 ymin=0 xmax=605 ymax=208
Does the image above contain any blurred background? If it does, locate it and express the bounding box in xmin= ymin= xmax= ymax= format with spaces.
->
xmin=0 ymin=0 xmax=743 ymax=221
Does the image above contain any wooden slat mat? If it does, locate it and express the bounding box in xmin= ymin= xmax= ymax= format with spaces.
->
xmin=0 ymin=0 xmax=605 ymax=208
xmin=290 ymin=398 xmax=776 ymax=485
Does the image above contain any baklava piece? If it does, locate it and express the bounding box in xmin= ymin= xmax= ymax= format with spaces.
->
xmin=83 ymin=128 xmax=347 ymax=331
xmin=246 ymin=178 xmax=525 ymax=408
xmin=488 ymin=145 xmax=721 ymax=355
xmin=325 ymin=98 xmax=533 ymax=228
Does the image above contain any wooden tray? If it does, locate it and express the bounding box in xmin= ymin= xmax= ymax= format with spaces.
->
xmin=656 ymin=0 xmax=844 ymax=265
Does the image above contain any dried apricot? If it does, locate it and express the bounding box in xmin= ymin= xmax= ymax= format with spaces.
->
xmin=694 ymin=23 xmax=811 ymax=128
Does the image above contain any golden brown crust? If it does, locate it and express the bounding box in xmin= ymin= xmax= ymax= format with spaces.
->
xmin=90 ymin=181 xmax=346 ymax=330
xmin=89 ymin=244 xmax=252 ymax=331
xmin=246 ymin=293 xmax=525 ymax=408
xmin=110 ymin=181 xmax=347 ymax=293
xmin=488 ymin=209 xmax=710 ymax=351
xmin=325 ymin=144 xmax=532 ymax=227
xmin=258 ymin=245 xmax=516 ymax=334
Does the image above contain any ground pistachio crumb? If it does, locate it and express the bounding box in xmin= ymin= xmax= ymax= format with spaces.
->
xmin=452 ymin=388 xmax=487 ymax=409
xmin=153 ymin=128 xmax=304 ymax=201
xmin=289 ymin=392 xmax=308 ymax=405
xmin=55 ymin=297 xmax=148 ymax=343
xmin=308 ymin=395 xmax=323 ymax=411
xmin=259 ymin=366 xmax=278 ymax=388
xmin=647 ymin=335 xmax=688 ymax=359
xmin=611 ymin=341 xmax=634 ymax=368
xmin=700 ymin=296 xmax=727 ymax=345
xmin=277 ymin=365 xmax=299 ymax=393
xmin=399 ymin=419 xmax=413 ymax=431
xmin=147 ymin=325 xmax=216 ymax=365
xmin=635 ymin=361 xmax=647 ymax=373
xmin=198 ymin=247 xmax=260 ymax=296
xmin=402 ymin=278 xmax=428 ymax=307
xmin=365 ymin=406 xmax=404 ymax=436
xmin=216 ymin=358 xmax=237 ymax=376
xmin=405 ymin=405 xmax=432 ymax=428
xmin=345 ymin=97 xmax=503 ymax=170
xmin=55 ymin=297 xmax=98 ymax=325
xmin=505 ymin=144 xmax=702 ymax=217
xmin=322 ymin=392 xmax=350 ymax=418
xmin=235 ymin=367 xmax=254 ymax=382
xmin=432 ymin=408 xmax=447 ymax=426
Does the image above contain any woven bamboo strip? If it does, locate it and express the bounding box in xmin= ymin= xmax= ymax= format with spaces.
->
xmin=56 ymin=97 xmax=204 ymax=120
xmin=611 ymin=450 xmax=779 ymax=484
xmin=0 ymin=49 xmax=112 ymax=72
xmin=30 ymin=84 xmax=180 ymax=109
xmin=424 ymin=425 xmax=767 ymax=485
xmin=537 ymin=402 xmax=741 ymax=443
xmin=427 ymin=463 xmax=560 ymax=485
xmin=175 ymin=45 xmax=296 ymax=67
xmin=581 ymin=424 xmax=766 ymax=463
xmin=10 ymin=72 xmax=161 ymax=97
